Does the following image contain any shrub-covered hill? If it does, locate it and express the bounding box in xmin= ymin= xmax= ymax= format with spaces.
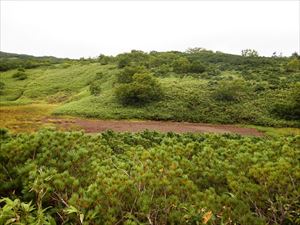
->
xmin=0 ymin=49 xmax=299 ymax=127
xmin=0 ymin=51 xmax=68 ymax=71
xmin=1 ymin=130 xmax=300 ymax=225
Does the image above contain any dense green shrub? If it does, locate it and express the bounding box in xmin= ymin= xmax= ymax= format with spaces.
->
xmin=12 ymin=71 xmax=28 ymax=80
xmin=98 ymin=54 xmax=111 ymax=65
xmin=0 ymin=198 xmax=55 ymax=225
xmin=0 ymin=130 xmax=299 ymax=225
xmin=88 ymin=72 xmax=104 ymax=95
xmin=0 ymin=81 xmax=5 ymax=94
xmin=89 ymin=81 xmax=102 ymax=95
xmin=190 ymin=60 xmax=206 ymax=73
xmin=286 ymin=58 xmax=300 ymax=72
xmin=271 ymin=83 xmax=300 ymax=120
xmin=148 ymin=52 xmax=180 ymax=68
xmin=117 ymin=65 xmax=147 ymax=83
xmin=172 ymin=57 xmax=191 ymax=73
xmin=117 ymin=56 xmax=131 ymax=68
xmin=212 ymin=79 xmax=250 ymax=102
xmin=115 ymin=72 xmax=163 ymax=105
xmin=17 ymin=67 xmax=25 ymax=72
xmin=152 ymin=64 xmax=172 ymax=76
xmin=117 ymin=50 xmax=149 ymax=68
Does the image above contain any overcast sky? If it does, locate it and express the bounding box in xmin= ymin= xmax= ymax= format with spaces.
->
xmin=0 ymin=1 xmax=299 ymax=59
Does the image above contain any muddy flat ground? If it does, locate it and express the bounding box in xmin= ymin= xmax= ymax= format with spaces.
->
xmin=43 ymin=117 xmax=264 ymax=136
xmin=7 ymin=104 xmax=299 ymax=136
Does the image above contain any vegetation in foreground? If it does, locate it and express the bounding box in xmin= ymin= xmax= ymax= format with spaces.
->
xmin=1 ymin=49 xmax=299 ymax=224
xmin=0 ymin=129 xmax=299 ymax=225
xmin=0 ymin=49 xmax=299 ymax=127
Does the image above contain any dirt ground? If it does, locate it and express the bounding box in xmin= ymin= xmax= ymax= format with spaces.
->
xmin=43 ymin=117 xmax=264 ymax=136
xmin=4 ymin=104 xmax=300 ymax=136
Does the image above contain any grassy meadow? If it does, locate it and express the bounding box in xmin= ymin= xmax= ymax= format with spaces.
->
xmin=0 ymin=49 xmax=299 ymax=131
xmin=0 ymin=50 xmax=300 ymax=225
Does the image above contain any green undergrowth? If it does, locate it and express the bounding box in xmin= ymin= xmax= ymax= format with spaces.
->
xmin=245 ymin=125 xmax=300 ymax=137
xmin=0 ymin=129 xmax=299 ymax=224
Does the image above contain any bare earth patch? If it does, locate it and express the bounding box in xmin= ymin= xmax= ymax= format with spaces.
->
xmin=43 ymin=117 xmax=264 ymax=136
xmin=0 ymin=104 xmax=264 ymax=136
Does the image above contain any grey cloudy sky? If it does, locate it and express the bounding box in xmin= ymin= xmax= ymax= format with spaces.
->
xmin=0 ymin=1 xmax=299 ymax=58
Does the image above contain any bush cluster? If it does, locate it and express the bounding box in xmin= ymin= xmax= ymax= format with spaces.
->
xmin=212 ymin=79 xmax=250 ymax=102
xmin=12 ymin=71 xmax=28 ymax=80
xmin=115 ymin=68 xmax=163 ymax=105
xmin=0 ymin=130 xmax=299 ymax=225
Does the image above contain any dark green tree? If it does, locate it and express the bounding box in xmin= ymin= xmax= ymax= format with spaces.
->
xmin=190 ymin=60 xmax=206 ymax=73
xmin=172 ymin=57 xmax=191 ymax=73
xmin=241 ymin=49 xmax=259 ymax=57
xmin=115 ymin=72 xmax=163 ymax=105
xmin=97 ymin=54 xmax=111 ymax=65
xmin=117 ymin=65 xmax=147 ymax=83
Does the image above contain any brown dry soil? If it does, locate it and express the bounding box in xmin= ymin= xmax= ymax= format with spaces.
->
xmin=43 ymin=117 xmax=264 ymax=136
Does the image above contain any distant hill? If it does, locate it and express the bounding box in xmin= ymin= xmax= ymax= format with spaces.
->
xmin=0 ymin=51 xmax=68 ymax=71
xmin=0 ymin=49 xmax=299 ymax=127
xmin=0 ymin=51 xmax=68 ymax=60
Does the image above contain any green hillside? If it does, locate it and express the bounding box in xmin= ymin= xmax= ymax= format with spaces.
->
xmin=1 ymin=50 xmax=300 ymax=225
xmin=0 ymin=49 xmax=299 ymax=127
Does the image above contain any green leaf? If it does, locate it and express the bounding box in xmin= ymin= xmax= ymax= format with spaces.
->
xmin=64 ymin=205 xmax=79 ymax=215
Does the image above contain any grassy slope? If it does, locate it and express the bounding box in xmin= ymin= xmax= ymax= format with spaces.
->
xmin=54 ymin=77 xmax=210 ymax=120
xmin=0 ymin=61 xmax=299 ymax=128
xmin=0 ymin=63 xmax=112 ymax=104
xmin=54 ymin=73 xmax=296 ymax=127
